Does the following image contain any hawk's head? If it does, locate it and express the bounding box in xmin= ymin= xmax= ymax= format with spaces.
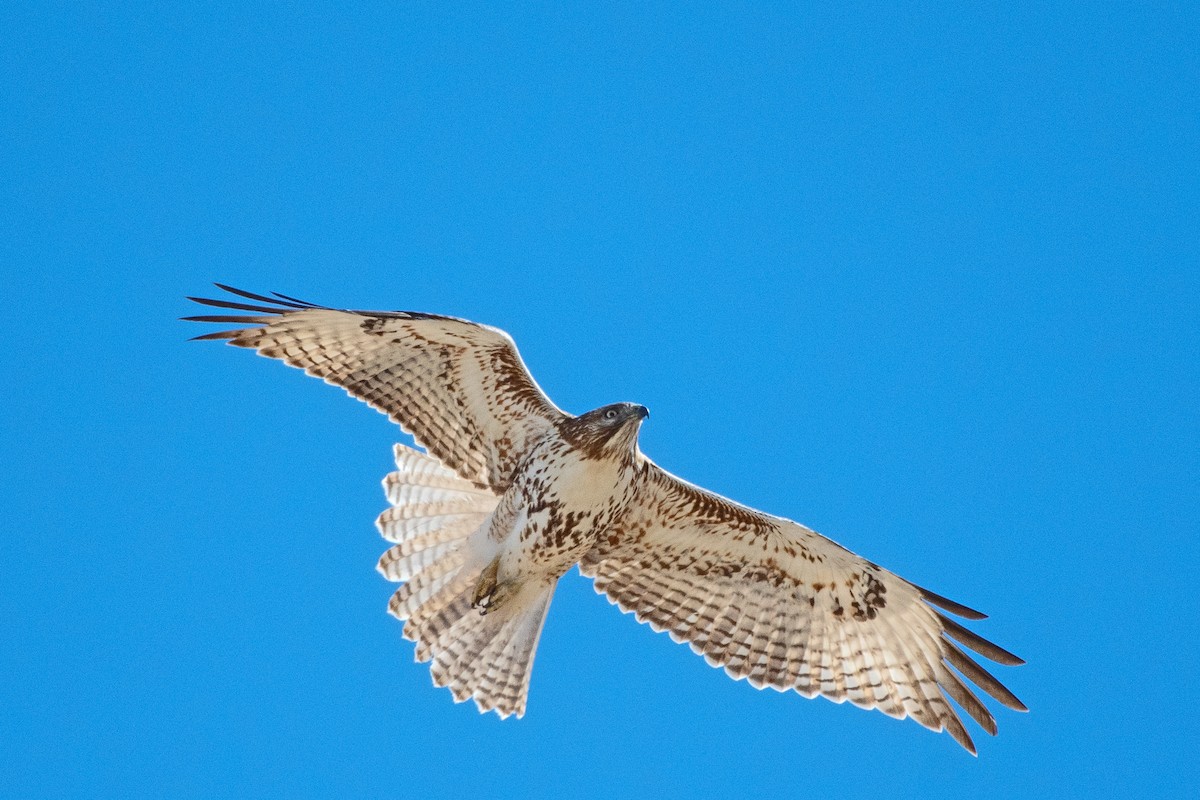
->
xmin=563 ymin=402 xmax=649 ymax=460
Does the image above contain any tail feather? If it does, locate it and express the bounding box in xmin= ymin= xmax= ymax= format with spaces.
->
xmin=376 ymin=510 xmax=485 ymax=544
xmin=486 ymin=599 xmax=550 ymax=715
xmin=442 ymin=615 xmax=517 ymax=705
xmin=429 ymin=584 xmax=555 ymax=717
xmin=378 ymin=443 xmax=494 ymax=617
xmin=375 ymin=443 xmax=496 ymax=546
xmin=387 ymin=550 xmax=466 ymax=620
xmin=383 ymin=475 xmax=496 ymax=508
xmin=378 ymin=442 xmax=552 ymax=718
xmin=380 ymin=500 xmax=494 ymax=521
xmin=387 ymin=445 xmax=495 ymax=498
xmin=377 ymin=534 xmax=464 ymax=581
xmin=408 ymin=571 xmax=480 ymax=657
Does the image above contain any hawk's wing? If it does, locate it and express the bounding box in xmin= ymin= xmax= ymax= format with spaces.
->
xmin=186 ymin=285 xmax=566 ymax=492
xmin=580 ymin=460 xmax=1026 ymax=754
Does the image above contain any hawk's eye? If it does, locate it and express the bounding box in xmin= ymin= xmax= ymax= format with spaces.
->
xmin=603 ymin=408 xmax=619 ymax=422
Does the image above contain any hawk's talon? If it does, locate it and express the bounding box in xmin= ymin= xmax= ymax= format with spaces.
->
xmin=472 ymin=560 xmax=509 ymax=615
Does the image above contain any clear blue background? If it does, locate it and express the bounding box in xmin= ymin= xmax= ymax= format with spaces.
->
xmin=3 ymin=3 xmax=1197 ymax=798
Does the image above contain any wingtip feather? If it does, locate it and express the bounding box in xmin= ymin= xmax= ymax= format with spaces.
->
xmin=942 ymin=712 xmax=978 ymax=755
xmin=937 ymin=613 xmax=1025 ymax=667
xmin=188 ymin=330 xmax=243 ymax=341
xmin=213 ymin=283 xmax=318 ymax=309
xmin=944 ymin=641 xmax=1027 ymax=712
xmin=917 ymin=585 xmax=988 ymax=620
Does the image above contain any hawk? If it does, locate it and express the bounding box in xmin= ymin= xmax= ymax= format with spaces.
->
xmin=186 ymin=284 xmax=1025 ymax=754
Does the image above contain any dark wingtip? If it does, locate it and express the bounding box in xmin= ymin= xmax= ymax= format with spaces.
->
xmin=939 ymin=666 xmax=999 ymax=737
xmin=944 ymin=641 xmax=1027 ymax=712
xmin=188 ymin=330 xmax=243 ymax=341
xmin=213 ymin=284 xmax=319 ymax=309
xmin=270 ymin=290 xmax=322 ymax=308
xmin=185 ymin=284 xmax=325 ymax=342
xmin=187 ymin=296 xmax=285 ymax=314
xmin=917 ymin=585 xmax=988 ymax=620
xmin=937 ymin=613 xmax=1025 ymax=667
xmin=942 ymin=712 xmax=978 ymax=755
xmin=181 ymin=314 xmax=262 ymax=323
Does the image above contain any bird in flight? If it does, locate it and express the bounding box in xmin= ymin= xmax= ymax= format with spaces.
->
xmin=186 ymin=284 xmax=1025 ymax=754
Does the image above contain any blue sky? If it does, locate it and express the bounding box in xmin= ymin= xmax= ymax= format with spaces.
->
xmin=3 ymin=2 xmax=1197 ymax=798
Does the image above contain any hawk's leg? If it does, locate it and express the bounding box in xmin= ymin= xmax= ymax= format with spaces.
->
xmin=472 ymin=559 xmax=515 ymax=616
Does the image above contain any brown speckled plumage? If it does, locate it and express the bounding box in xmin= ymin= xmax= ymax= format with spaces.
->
xmin=187 ymin=285 xmax=1025 ymax=754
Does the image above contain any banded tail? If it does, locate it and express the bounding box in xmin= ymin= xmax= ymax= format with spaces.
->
xmin=376 ymin=444 xmax=555 ymax=717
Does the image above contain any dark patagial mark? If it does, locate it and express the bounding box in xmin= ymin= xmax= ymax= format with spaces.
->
xmin=361 ymin=317 xmax=389 ymax=335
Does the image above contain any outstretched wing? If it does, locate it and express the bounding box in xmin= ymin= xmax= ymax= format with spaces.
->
xmin=185 ymin=285 xmax=566 ymax=492
xmin=580 ymin=460 xmax=1026 ymax=754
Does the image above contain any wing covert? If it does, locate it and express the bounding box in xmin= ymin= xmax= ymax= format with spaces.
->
xmin=580 ymin=460 xmax=1026 ymax=754
xmin=185 ymin=285 xmax=566 ymax=492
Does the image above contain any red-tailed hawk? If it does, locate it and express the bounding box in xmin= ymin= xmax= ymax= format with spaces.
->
xmin=186 ymin=285 xmax=1025 ymax=754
